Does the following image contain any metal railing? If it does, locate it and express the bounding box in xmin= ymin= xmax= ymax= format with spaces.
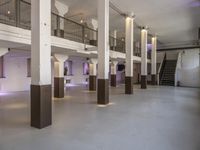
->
xmin=0 ymin=0 xmax=30 ymax=29
xmin=0 ymin=0 xmax=136 ymax=54
xmin=110 ymin=36 xmax=125 ymax=53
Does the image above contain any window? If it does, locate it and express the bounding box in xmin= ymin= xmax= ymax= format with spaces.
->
xmin=83 ymin=62 xmax=89 ymax=75
xmin=0 ymin=56 xmax=5 ymax=78
xmin=27 ymin=58 xmax=31 ymax=77
xmin=64 ymin=60 xmax=73 ymax=76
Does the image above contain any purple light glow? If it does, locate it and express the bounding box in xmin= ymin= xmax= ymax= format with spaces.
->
xmin=0 ymin=92 xmax=11 ymax=96
xmin=83 ymin=63 xmax=89 ymax=75
xmin=190 ymin=1 xmax=200 ymax=7
xmin=147 ymin=44 xmax=152 ymax=51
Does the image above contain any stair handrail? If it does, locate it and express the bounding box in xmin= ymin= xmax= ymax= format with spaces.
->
xmin=158 ymin=52 xmax=167 ymax=85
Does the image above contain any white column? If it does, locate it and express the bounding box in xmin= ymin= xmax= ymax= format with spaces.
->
xmin=113 ymin=30 xmax=117 ymax=47
xmin=54 ymin=54 xmax=69 ymax=78
xmin=53 ymin=54 xmax=68 ymax=98
xmin=125 ymin=14 xmax=134 ymax=94
xmin=88 ymin=19 xmax=98 ymax=40
xmin=89 ymin=58 xmax=97 ymax=76
xmin=151 ymin=36 xmax=157 ymax=85
xmin=55 ymin=0 xmax=69 ymax=30
xmin=31 ymin=0 xmax=51 ymax=86
xmin=111 ymin=61 xmax=118 ymax=75
xmin=97 ymin=0 xmax=110 ymax=104
xmin=31 ymin=0 xmax=52 ymax=129
xmin=89 ymin=58 xmax=97 ymax=91
xmin=151 ymin=37 xmax=157 ymax=75
xmin=141 ymin=28 xmax=148 ymax=89
xmin=110 ymin=61 xmax=118 ymax=87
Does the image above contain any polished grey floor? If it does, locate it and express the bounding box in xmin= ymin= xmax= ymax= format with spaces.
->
xmin=0 ymin=85 xmax=200 ymax=150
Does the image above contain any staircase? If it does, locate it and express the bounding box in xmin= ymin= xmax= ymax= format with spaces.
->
xmin=160 ymin=60 xmax=177 ymax=86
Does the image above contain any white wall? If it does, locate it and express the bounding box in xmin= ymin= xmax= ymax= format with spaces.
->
xmin=0 ymin=52 xmax=31 ymax=92
xmin=0 ymin=53 xmax=90 ymax=92
xmin=157 ymin=50 xmax=179 ymax=61
xmin=64 ymin=57 xmax=89 ymax=85
xmin=176 ymin=49 xmax=200 ymax=88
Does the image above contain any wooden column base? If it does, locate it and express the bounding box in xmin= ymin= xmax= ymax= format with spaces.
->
xmin=125 ymin=76 xmax=133 ymax=94
xmin=54 ymin=77 xmax=64 ymax=98
xmin=151 ymin=74 xmax=157 ymax=85
xmin=141 ymin=75 xmax=147 ymax=89
xmin=97 ymin=79 xmax=109 ymax=105
xmin=89 ymin=75 xmax=96 ymax=91
xmin=31 ymin=85 xmax=52 ymax=129
xmin=111 ymin=74 xmax=117 ymax=87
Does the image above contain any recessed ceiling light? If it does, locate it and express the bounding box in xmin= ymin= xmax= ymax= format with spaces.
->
xmin=7 ymin=11 xmax=11 ymax=14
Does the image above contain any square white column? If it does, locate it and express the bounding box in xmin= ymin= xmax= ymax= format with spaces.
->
xmin=97 ymin=0 xmax=110 ymax=105
xmin=125 ymin=15 xmax=134 ymax=94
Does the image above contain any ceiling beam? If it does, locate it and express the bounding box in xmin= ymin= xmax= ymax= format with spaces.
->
xmin=158 ymin=45 xmax=200 ymax=51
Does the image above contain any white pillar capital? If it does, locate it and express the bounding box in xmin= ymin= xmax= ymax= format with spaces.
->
xmin=87 ymin=19 xmax=98 ymax=30
xmin=111 ymin=61 xmax=118 ymax=75
xmin=54 ymin=54 xmax=69 ymax=63
xmin=89 ymin=58 xmax=97 ymax=76
xmin=55 ymin=0 xmax=69 ymax=17
xmin=55 ymin=0 xmax=69 ymax=30
xmin=127 ymin=12 xmax=135 ymax=18
xmin=0 ymin=48 xmax=9 ymax=57
xmin=112 ymin=61 xmax=118 ymax=66
xmin=53 ymin=54 xmax=68 ymax=78
xmin=90 ymin=58 xmax=98 ymax=65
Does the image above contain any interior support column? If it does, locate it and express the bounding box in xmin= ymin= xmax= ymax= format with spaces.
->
xmin=31 ymin=0 xmax=52 ymax=129
xmin=97 ymin=0 xmax=110 ymax=105
xmin=54 ymin=0 xmax=69 ymax=37
xmin=141 ymin=27 xmax=148 ymax=89
xmin=110 ymin=61 xmax=118 ymax=87
xmin=125 ymin=14 xmax=134 ymax=94
xmin=89 ymin=58 xmax=97 ymax=91
xmin=54 ymin=54 xmax=68 ymax=98
xmin=151 ymin=36 xmax=157 ymax=85
xmin=112 ymin=30 xmax=117 ymax=50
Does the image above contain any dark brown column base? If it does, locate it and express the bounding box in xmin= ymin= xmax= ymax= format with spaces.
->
xmin=141 ymin=75 xmax=147 ymax=89
xmin=125 ymin=76 xmax=133 ymax=94
xmin=31 ymin=85 xmax=52 ymax=129
xmin=97 ymin=79 xmax=109 ymax=105
xmin=54 ymin=29 xmax=64 ymax=38
xmin=54 ymin=77 xmax=64 ymax=98
xmin=151 ymin=74 xmax=157 ymax=85
xmin=111 ymin=74 xmax=117 ymax=87
xmin=89 ymin=75 xmax=96 ymax=91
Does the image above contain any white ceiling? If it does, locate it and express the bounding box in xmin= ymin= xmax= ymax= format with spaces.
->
xmin=58 ymin=0 xmax=200 ymax=46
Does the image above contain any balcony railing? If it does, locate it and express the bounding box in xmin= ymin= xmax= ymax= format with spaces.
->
xmin=0 ymin=0 xmax=146 ymax=56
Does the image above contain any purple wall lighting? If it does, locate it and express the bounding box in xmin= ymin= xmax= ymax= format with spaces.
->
xmin=147 ymin=44 xmax=152 ymax=51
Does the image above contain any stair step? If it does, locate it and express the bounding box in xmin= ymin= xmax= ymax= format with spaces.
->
xmin=160 ymin=60 xmax=177 ymax=86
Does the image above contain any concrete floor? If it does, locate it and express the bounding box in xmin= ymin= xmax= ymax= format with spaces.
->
xmin=0 ymin=85 xmax=200 ymax=150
